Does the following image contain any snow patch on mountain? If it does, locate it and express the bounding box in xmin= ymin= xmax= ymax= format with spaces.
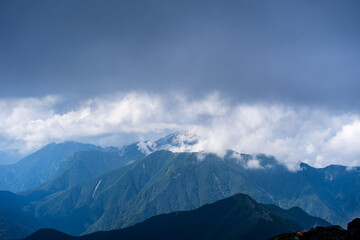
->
xmin=136 ymin=131 xmax=281 ymax=169
xmin=137 ymin=141 xmax=156 ymax=155
xmin=92 ymin=179 xmax=102 ymax=198
xmin=137 ymin=131 xmax=203 ymax=155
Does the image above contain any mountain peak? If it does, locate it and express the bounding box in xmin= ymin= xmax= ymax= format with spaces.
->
xmin=137 ymin=131 xmax=199 ymax=155
xmin=156 ymin=131 xmax=199 ymax=146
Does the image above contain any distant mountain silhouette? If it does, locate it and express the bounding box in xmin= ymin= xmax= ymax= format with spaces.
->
xmin=0 ymin=191 xmax=38 ymax=240
xmin=23 ymin=193 xmax=329 ymax=240
xmin=26 ymin=143 xmax=145 ymax=200
xmin=0 ymin=142 xmax=103 ymax=192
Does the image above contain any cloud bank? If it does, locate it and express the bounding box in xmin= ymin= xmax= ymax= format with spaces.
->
xmin=0 ymin=92 xmax=359 ymax=169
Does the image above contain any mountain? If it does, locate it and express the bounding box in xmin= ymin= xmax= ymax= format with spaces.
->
xmin=18 ymin=150 xmax=345 ymax=235
xmin=4 ymin=150 xmax=312 ymax=235
xmin=20 ymin=132 xmax=193 ymax=197
xmin=23 ymin=193 xmax=329 ymax=240
xmin=26 ymin=143 xmax=145 ymax=200
xmin=0 ymin=143 xmax=145 ymax=240
xmin=0 ymin=131 xmax=194 ymax=193
xmin=0 ymin=142 xmax=103 ymax=192
xmin=1 ymin=133 xmax=359 ymax=237
xmin=136 ymin=131 xmax=199 ymax=154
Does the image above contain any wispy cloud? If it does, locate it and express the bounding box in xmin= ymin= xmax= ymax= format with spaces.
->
xmin=0 ymin=92 xmax=359 ymax=169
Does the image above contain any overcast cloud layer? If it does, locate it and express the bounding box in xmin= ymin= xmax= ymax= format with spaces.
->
xmin=0 ymin=1 xmax=359 ymax=168
xmin=0 ymin=92 xmax=359 ymax=169
xmin=0 ymin=0 xmax=359 ymax=108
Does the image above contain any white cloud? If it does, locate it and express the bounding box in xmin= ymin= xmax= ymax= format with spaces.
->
xmin=137 ymin=141 xmax=155 ymax=155
xmin=0 ymin=92 xmax=359 ymax=169
xmin=246 ymin=159 xmax=263 ymax=169
xmin=327 ymin=120 xmax=360 ymax=155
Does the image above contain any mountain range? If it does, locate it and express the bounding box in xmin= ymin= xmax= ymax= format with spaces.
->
xmin=0 ymin=142 xmax=103 ymax=192
xmin=23 ymin=193 xmax=329 ymax=240
xmin=22 ymin=149 xmax=359 ymax=235
xmin=0 ymin=132 xmax=359 ymax=239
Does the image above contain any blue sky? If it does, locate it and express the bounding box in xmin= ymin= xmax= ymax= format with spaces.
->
xmin=0 ymin=0 xmax=359 ymax=167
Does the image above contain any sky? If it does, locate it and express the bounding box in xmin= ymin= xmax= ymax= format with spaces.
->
xmin=0 ymin=0 xmax=359 ymax=168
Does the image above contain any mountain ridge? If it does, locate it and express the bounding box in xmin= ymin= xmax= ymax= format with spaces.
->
xmin=0 ymin=142 xmax=104 ymax=192
xmin=23 ymin=193 xmax=330 ymax=240
xmin=0 ymin=133 xmax=359 ymax=238
xmin=18 ymin=149 xmax=358 ymax=235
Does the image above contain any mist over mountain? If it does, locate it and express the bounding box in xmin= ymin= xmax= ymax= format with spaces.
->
xmin=1 ymin=94 xmax=360 ymax=170
xmin=0 ymin=142 xmax=103 ymax=192
xmin=0 ymin=1 xmax=359 ymax=240
xmin=0 ymin=150 xmax=21 ymax=165
xmin=0 ymin=132 xmax=358 ymax=240
xmin=27 ymin=143 xmax=145 ymax=200
xmin=0 ymin=133 xmax=354 ymax=236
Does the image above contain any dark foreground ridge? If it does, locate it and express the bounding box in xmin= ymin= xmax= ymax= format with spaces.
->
xmin=23 ymin=193 xmax=328 ymax=240
xmin=269 ymin=218 xmax=360 ymax=240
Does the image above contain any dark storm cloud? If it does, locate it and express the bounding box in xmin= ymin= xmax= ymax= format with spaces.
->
xmin=0 ymin=0 xmax=359 ymax=108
